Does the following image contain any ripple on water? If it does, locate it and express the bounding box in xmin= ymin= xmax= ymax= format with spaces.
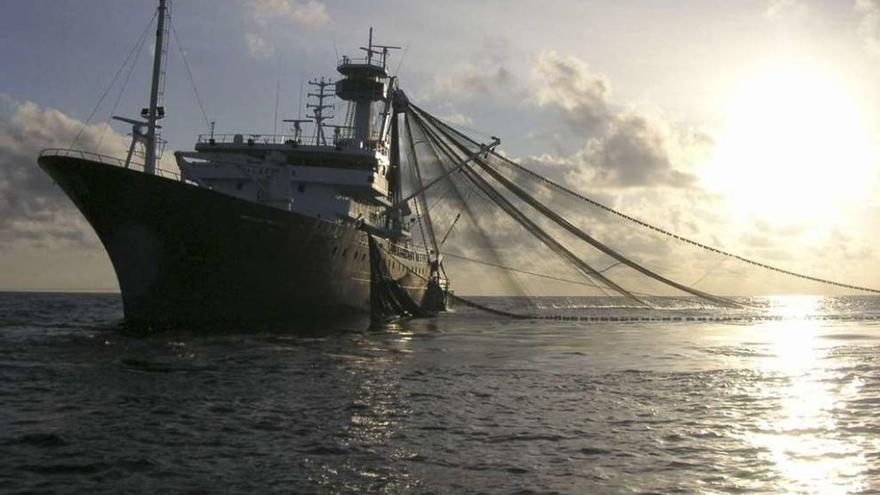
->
xmin=4 ymin=293 xmax=880 ymax=493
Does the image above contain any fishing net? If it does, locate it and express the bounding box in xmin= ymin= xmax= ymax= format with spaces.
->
xmin=396 ymin=101 xmax=880 ymax=320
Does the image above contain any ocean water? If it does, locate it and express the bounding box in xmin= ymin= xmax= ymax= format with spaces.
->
xmin=2 ymin=292 xmax=880 ymax=494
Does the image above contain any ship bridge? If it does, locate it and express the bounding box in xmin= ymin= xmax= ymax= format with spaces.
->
xmin=334 ymin=28 xmax=399 ymax=147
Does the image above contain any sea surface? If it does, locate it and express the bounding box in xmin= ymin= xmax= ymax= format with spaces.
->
xmin=3 ymin=292 xmax=880 ymax=494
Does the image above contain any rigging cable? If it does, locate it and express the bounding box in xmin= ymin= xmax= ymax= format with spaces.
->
xmin=420 ymin=106 xmax=880 ymax=296
xmin=411 ymin=194 xmax=430 ymax=257
xmin=170 ymin=17 xmax=211 ymax=130
xmin=413 ymin=109 xmax=634 ymax=303
xmin=419 ymin=108 xmax=738 ymax=307
xmin=95 ymin=14 xmax=155 ymax=153
xmin=438 ymin=213 xmax=461 ymax=247
xmin=441 ymin=251 xmax=716 ymax=307
xmin=69 ymin=10 xmax=158 ymax=150
xmin=441 ymin=251 xmax=608 ymax=291
xmin=403 ymin=114 xmax=439 ymax=254
xmin=405 ymin=111 xmax=533 ymax=299
xmin=414 ymin=109 xmax=638 ymax=300
xmin=393 ymin=43 xmax=410 ymax=77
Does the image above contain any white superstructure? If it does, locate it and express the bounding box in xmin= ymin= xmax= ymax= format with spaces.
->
xmin=172 ymin=29 xmax=406 ymax=234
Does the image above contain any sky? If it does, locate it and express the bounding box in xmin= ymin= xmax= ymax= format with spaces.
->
xmin=2 ymin=0 xmax=880 ymax=293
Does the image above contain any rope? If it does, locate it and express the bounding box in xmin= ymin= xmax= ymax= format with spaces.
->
xmin=448 ymin=294 xmax=531 ymax=319
xmin=442 ymin=251 xmax=608 ymax=290
xmin=406 ymin=111 xmax=534 ymax=299
xmin=393 ymin=43 xmax=410 ymax=77
xmin=414 ymin=106 xmax=758 ymax=310
xmin=414 ymin=109 xmax=633 ymax=302
xmin=411 ymin=194 xmax=430 ymax=256
xmin=417 ymin=104 xmax=880 ymax=296
xmin=95 ymin=19 xmax=153 ymax=153
xmin=170 ymin=17 xmax=211 ymax=130
xmin=441 ymin=251 xmax=725 ymax=309
xmin=447 ymin=301 xmax=880 ymax=323
xmin=403 ymin=114 xmax=439 ymax=254
xmin=69 ymin=10 xmax=157 ymax=149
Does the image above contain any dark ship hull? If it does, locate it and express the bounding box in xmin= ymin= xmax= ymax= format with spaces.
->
xmin=39 ymin=155 xmax=434 ymax=326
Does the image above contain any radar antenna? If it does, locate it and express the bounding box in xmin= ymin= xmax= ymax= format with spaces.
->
xmin=306 ymin=77 xmax=335 ymax=146
xmin=112 ymin=116 xmax=161 ymax=169
xmin=359 ymin=27 xmax=401 ymax=68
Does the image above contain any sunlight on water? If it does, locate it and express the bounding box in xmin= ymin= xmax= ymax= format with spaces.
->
xmin=309 ymin=329 xmax=419 ymax=491
xmin=745 ymin=296 xmax=866 ymax=494
xmin=766 ymin=294 xmax=823 ymax=320
xmin=7 ymin=293 xmax=880 ymax=493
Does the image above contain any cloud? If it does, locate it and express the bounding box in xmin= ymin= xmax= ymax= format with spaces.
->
xmin=532 ymin=51 xmax=612 ymax=136
xmin=508 ymin=51 xmax=873 ymax=292
xmin=245 ymin=33 xmax=275 ymax=59
xmin=242 ymin=1 xmax=328 ymax=60
xmin=578 ymin=113 xmax=696 ymax=188
xmin=419 ymin=38 xmax=516 ymax=101
xmin=856 ymin=0 xmax=880 ymax=56
xmin=529 ymin=51 xmax=697 ymax=188
xmin=0 ymin=96 xmax=128 ymax=248
xmin=247 ymin=0 xmax=330 ymax=27
xmin=422 ymin=65 xmax=514 ymax=101
xmin=487 ymin=50 xmax=872 ymax=289
xmin=418 ymin=50 xmax=876 ymax=295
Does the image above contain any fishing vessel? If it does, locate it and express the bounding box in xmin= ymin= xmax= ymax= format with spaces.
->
xmin=38 ymin=0 xmax=450 ymax=325
xmin=42 ymin=1 xmax=871 ymax=327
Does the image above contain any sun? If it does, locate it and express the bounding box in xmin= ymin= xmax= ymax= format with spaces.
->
xmin=703 ymin=62 xmax=877 ymax=228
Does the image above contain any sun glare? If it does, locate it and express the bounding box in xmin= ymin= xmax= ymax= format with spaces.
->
xmin=704 ymin=63 xmax=877 ymax=228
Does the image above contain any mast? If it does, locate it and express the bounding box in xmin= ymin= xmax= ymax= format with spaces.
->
xmin=307 ymin=78 xmax=335 ymax=146
xmin=144 ymin=0 xmax=167 ymax=175
xmin=403 ymin=111 xmax=439 ymax=258
xmin=388 ymin=109 xmax=402 ymax=230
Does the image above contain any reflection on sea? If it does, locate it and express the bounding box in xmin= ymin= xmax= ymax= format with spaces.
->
xmin=744 ymin=296 xmax=868 ymax=494
xmin=306 ymin=321 xmax=424 ymax=492
xmin=4 ymin=293 xmax=880 ymax=493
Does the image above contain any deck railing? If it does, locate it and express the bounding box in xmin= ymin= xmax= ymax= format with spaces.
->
xmin=337 ymin=55 xmax=387 ymax=72
xmin=39 ymin=148 xmax=182 ymax=181
xmin=197 ymin=134 xmax=306 ymax=145
xmin=387 ymin=241 xmax=430 ymax=263
xmin=197 ymin=133 xmax=387 ymax=153
xmin=197 ymin=132 xmax=365 ymax=146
